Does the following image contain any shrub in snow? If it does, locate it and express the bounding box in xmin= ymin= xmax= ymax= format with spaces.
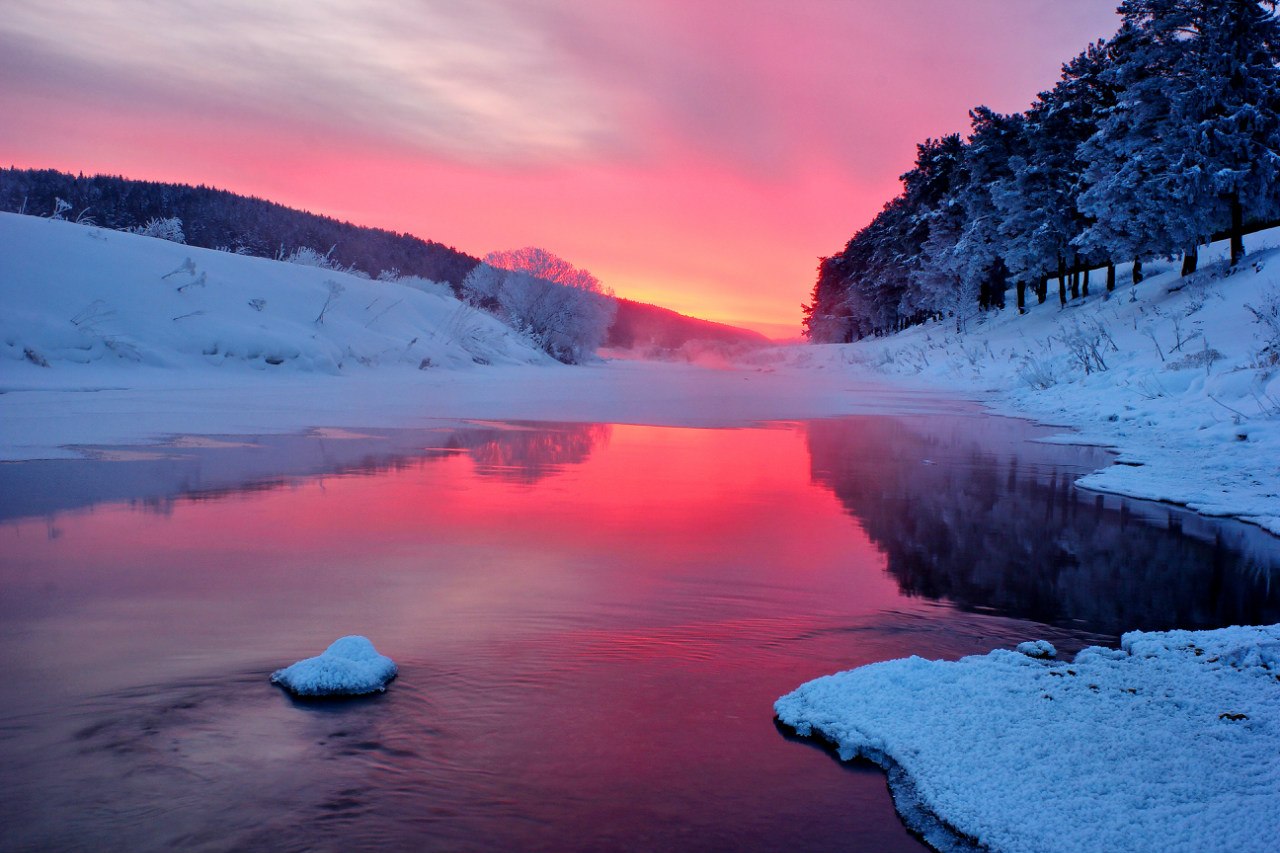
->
xmin=462 ymin=247 xmax=617 ymax=364
xmin=270 ymin=635 xmax=397 ymax=697
xmin=1246 ymin=287 xmax=1280 ymax=369
xmin=314 ymin=280 xmax=344 ymax=324
xmin=282 ymin=245 xmax=338 ymax=268
xmin=129 ymin=217 xmax=186 ymax=244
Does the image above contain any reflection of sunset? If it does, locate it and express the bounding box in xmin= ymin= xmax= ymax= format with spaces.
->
xmin=0 ymin=424 xmax=900 ymax=655
xmin=6 ymin=417 xmax=1268 ymax=850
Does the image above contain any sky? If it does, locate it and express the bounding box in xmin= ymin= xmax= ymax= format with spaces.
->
xmin=0 ymin=1 xmax=1122 ymax=338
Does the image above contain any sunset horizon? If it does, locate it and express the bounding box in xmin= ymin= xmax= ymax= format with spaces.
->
xmin=6 ymin=3 xmax=1278 ymax=850
xmin=1 ymin=1 xmax=1122 ymax=336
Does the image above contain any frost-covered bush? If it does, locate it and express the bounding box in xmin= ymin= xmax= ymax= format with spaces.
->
xmin=129 ymin=216 xmax=186 ymax=244
xmin=283 ymin=245 xmax=338 ymax=268
xmin=462 ymin=248 xmax=617 ymax=364
xmin=282 ymin=245 xmax=369 ymax=278
xmin=1245 ymin=288 xmax=1280 ymax=369
xmin=1017 ymin=353 xmax=1058 ymax=389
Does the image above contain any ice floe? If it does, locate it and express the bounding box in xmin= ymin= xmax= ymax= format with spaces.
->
xmin=270 ymin=636 xmax=397 ymax=697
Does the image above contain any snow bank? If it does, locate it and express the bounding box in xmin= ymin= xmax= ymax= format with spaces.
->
xmin=0 ymin=212 xmax=549 ymax=375
xmin=772 ymin=228 xmax=1280 ymax=533
xmin=270 ymin=636 xmax=397 ymax=697
xmin=775 ymin=624 xmax=1280 ymax=853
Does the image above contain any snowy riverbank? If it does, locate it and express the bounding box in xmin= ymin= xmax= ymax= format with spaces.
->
xmin=776 ymin=624 xmax=1280 ymax=853
xmin=0 ymin=212 xmax=970 ymax=460
xmin=771 ymin=231 xmax=1280 ymax=852
xmin=776 ymin=228 xmax=1280 ymax=534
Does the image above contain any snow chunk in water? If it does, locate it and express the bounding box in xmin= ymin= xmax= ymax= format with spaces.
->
xmin=270 ymin=636 xmax=397 ymax=697
xmin=1015 ymin=639 xmax=1057 ymax=659
xmin=775 ymin=624 xmax=1280 ymax=853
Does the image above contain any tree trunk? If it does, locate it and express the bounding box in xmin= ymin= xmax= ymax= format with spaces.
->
xmin=1132 ymin=258 xmax=1143 ymax=285
xmin=1016 ymin=279 xmax=1026 ymax=313
xmin=1106 ymin=263 xmax=1116 ymax=292
xmin=1082 ymin=268 xmax=1090 ymax=297
xmin=988 ymin=259 xmax=1007 ymax=310
xmin=1230 ymin=194 xmax=1244 ymax=266
xmin=1057 ymin=258 xmax=1067 ymax=307
xmin=1070 ymin=270 xmax=1080 ymax=300
xmin=1181 ymin=246 xmax=1198 ymax=276
xmin=1036 ymin=277 xmax=1047 ymax=304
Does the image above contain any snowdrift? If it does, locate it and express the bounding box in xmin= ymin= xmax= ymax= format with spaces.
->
xmin=776 ymin=624 xmax=1280 ymax=853
xmin=0 ymin=213 xmax=551 ymax=375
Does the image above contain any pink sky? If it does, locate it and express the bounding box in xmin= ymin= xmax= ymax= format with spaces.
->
xmin=1 ymin=1 xmax=1120 ymax=337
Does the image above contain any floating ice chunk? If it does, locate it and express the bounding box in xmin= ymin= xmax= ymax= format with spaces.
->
xmin=1015 ymin=639 xmax=1057 ymax=659
xmin=270 ymin=635 xmax=397 ymax=697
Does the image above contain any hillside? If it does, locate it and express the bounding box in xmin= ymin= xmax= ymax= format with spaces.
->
xmin=0 ymin=212 xmax=550 ymax=376
xmin=0 ymin=167 xmax=480 ymax=286
xmin=2 ymin=168 xmax=778 ymax=350
xmin=606 ymin=298 xmax=770 ymax=351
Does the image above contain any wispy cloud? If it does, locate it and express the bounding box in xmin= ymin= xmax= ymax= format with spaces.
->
xmin=1 ymin=0 xmax=621 ymax=164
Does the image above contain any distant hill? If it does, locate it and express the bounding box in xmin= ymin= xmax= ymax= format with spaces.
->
xmin=0 ymin=167 xmax=480 ymax=286
xmin=0 ymin=167 xmax=770 ymax=351
xmin=606 ymin=298 xmax=769 ymax=350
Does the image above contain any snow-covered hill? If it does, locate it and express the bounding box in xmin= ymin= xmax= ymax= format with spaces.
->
xmin=778 ymin=228 xmax=1280 ymax=533
xmin=0 ymin=212 xmax=551 ymax=375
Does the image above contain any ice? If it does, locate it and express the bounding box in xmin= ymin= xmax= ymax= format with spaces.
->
xmin=1014 ymin=639 xmax=1056 ymax=658
xmin=775 ymin=624 xmax=1280 ymax=853
xmin=270 ymin=636 xmax=397 ymax=697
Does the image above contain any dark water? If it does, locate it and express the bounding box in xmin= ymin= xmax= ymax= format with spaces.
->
xmin=2 ymin=415 xmax=1278 ymax=853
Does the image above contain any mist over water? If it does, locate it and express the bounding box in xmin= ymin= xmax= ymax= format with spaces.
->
xmin=2 ymin=416 xmax=1276 ymax=852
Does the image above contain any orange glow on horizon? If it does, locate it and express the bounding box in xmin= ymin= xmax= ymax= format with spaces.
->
xmin=0 ymin=1 xmax=1122 ymax=335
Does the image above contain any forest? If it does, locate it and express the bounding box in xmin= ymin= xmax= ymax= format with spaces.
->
xmin=0 ymin=167 xmax=481 ymax=287
xmin=804 ymin=0 xmax=1280 ymax=342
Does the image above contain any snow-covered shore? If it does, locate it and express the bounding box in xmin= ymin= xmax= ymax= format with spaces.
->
xmin=0 ymin=212 xmax=969 ymax=460
xmin=770 ymin=231 xmax=1280 ymax=853
xmin=776 ymin=228 xmax=1280 ymax=534
xmin=775 ymin=624 xmax=1280 ymax=853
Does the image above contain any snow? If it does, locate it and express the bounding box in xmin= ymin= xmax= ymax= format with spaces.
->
xmin=270 ymin=636 xmax=397 ymax=697
xmin=0 ymin=213 xmax=974 ymax=460
xmin=0 ymin=213 xmax=549 ymax=377
xmin=773 ymin=227 xmax=1280 ymax=534
xmin=775 ymin=623 xmax=1280 ymax=853
xmin=1014 ymin=639 xmax=1056 ymax=659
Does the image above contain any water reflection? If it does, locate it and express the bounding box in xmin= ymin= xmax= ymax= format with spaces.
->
xmin=0 ymin=421 xmax=611 ymax=521
xmin=2 ymin=416 xmax=1278 ymax=852
xmin=447 ymin=422 xmax=612 ymax=484
xmin=806 ymin=415 xmax=1280 ymax=635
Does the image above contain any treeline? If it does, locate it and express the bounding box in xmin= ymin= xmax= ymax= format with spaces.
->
xmin=805 ymin=0 xmax=1280 ymax=342
xmin=0 ymin=167 xmax=480 ymax=287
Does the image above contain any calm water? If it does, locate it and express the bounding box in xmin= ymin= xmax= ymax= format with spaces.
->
xmin=2 ymin=415 xmax=1279 ymax=852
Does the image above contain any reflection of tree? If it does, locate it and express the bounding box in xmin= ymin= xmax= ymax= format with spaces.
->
xmin=806 ymin=416 xmax=1280 ymax=637
xmin=0 ymin=423 xmax=612 ymax=522
xmin=453 ymin=423 xmax=611 ymax=485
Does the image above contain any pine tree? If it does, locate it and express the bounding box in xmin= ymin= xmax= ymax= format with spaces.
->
xmin=995 ymin=42 xmax=1115 ymax=303
xmin=1078 ymin=1 xmax=1280 ymax=270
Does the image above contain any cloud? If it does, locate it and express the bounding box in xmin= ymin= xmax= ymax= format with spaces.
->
xmin=0 ymin=0 xmax=621 ymax=164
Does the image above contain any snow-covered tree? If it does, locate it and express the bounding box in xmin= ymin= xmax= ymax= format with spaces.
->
xmin=996 ymin=42 xmax=1115 ymax=303
xmin=1078 ymin=1 xmax=1280 ymax=271
xmin=462 ymin=248 xmax=617 ymax=363
xmin=129 ymin=216 xmax=186 ymax=244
